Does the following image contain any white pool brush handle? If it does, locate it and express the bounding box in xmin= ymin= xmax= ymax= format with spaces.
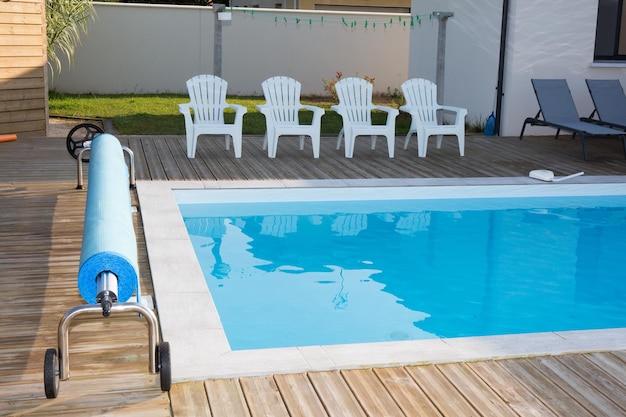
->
xmin=552 ymin=172 xmax=584 ymax=182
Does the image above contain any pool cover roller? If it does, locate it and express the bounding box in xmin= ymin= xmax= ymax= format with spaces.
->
xmin=43 ymin=133 xmax=170 ymax=400
xmin=77 ymin=134 xmax=138 ymax=303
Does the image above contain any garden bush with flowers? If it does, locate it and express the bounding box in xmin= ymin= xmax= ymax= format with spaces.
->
xmin=322 ymin=71 xmax=375 ymax=102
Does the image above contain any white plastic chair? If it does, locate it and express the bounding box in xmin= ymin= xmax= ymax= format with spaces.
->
xmin=331 ymin=77 xmax=399 ymax=158
xmin=257 ymin=76 xmax=324 ymax=158
xmin=400 ymin=78 xmax=467 ymax=157
xmin=178 ymin=74 xmax=247 ymax=158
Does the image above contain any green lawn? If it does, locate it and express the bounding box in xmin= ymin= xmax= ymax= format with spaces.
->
xmin=48 ymin=92 xmax=412 ymax=135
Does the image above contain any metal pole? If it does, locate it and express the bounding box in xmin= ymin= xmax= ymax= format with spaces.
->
xmin=433 ymin=11 xmax=454 ymax=108
xmin=495 ymin=0 xmax=509 ymax=136
xmin=213 ymin=4 xmax=225 ymax=78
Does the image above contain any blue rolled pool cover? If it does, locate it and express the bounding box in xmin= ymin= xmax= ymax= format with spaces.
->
xmin=78 ymin=134 xmax=138 ymax=304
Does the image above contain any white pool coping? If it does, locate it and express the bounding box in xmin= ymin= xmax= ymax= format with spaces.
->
xmin=137 ymin=176 xmax=626 ymax=382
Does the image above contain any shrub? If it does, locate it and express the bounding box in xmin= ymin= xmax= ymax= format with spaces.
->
xmin=322 ymin=71 xmax=375 ymax=102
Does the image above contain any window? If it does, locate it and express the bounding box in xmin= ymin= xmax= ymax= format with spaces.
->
xmin=595 ymin=0 xmax=626 ymax=61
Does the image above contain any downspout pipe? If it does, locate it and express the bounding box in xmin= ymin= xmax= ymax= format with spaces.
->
xmin=495 ymin=0 xmax=509 ymax=136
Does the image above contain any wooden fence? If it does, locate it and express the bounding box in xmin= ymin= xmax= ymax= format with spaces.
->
xmin=0 ymin=0 xmax=47 ymax=137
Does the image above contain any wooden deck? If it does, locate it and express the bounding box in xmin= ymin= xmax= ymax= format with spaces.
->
xmin=1 ymin=133 xmax=626 ymax=416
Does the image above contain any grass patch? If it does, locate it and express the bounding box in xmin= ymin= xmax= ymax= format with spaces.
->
xmin=49 ymin=92 xmax=411 ymax=135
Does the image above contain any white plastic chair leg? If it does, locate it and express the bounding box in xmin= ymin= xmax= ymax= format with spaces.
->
xmin=268 ymin=138 xmax=278 ymax=158
xmin=232 ymin=134 xmax=242 ymax=158
xmin=458 ymin=134 xmax=465 ymax=156
xmin=435 ymin=134 xmax=443 ymax=149
xmin=345 ymin=136 xmax=355 ymax=158
xmin=187 ymin=135 xmax=198 ymax=158
xmin=311 ymin=134 xmax=320 ymax=158
xmin=370 ymin=136 xmax=377 ymax=150
xmin=404 ymin=131 xmax=414 ymax=149
xmin=386 ymin=135 xmax=395 ymax=158
xmin=299 ymin=135 xmax=305 ymax=150
xmin=417 ymin=135 xmax=428 ymax=157
xmin=336 ymin=129 xmax=344 ymax=150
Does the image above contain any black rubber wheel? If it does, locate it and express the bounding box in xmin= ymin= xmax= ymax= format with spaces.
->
xmin=157 ymin=341 xmax=171 ymax=392
xmin=66 ymin=123 xmax=104 ymax=161
xmin=44 ymin=348 xmax=60 ymax=399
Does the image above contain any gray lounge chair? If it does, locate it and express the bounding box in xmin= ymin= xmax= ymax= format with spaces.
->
xmin=585 ymin=79 xmax=626 ymax=130
xmin=519 ymin=79 xmax=626 ymax=160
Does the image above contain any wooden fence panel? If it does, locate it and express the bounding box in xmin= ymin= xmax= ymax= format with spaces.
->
xmin=0 ymin=0 xmax=47 ymax=137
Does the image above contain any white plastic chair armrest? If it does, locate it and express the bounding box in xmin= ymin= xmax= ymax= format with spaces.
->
xmin=178 ymin=103 xmax=191 ymax=115
xmin=301 ymin=105 xmax=325 ymax=124
xmin=440 ymin=105 xmax=468 ymax=124
xmin=225 ymin=103 xmax=248 ymax=124
xmin=372 ymin=105 xmax=399 ymax=126
xmin=178 ymin=103 xmax=194 ymax=139
xmin=301 ymin=104 xmax=324 ymax=114
xmin=372 ymin=105 xmax=400 ymax=115
xmin=331 ymin=104 xmax=347 ymax=118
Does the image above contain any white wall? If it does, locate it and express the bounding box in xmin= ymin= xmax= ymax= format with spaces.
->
xmin=50 ymin=3 xmax=410 ymax=96
xmin=409 ymin=0 xmax=626 ymax=136
xmin=408 ymin=1 xmax=502 ymax=130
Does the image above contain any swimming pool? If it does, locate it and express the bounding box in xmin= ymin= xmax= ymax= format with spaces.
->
xmin=138 ymin=178 xmax=626 ymax=381
xmin=178 ymin=192 xmax=626 ymax=350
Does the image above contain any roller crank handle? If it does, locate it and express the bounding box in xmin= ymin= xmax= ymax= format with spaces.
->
xmin=98 ymin=291 xmax=116 ymax=317
xmin=96 ymin=271 xmax=119 ymax=317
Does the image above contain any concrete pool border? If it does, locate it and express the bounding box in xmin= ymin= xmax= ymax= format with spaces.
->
xmin=137 ymin=176 xmax=626 ymax=382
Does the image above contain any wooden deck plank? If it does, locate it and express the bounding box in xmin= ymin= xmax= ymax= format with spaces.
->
xmin=193 ymin=138 xmax=243 ymax=181
xmin=307 ymin=371 xmax=368 ymax=417
xmin=204 ymin=378 xmax=251 ymax=417
xmin=170 ymin=380 xmax=212 ymax=417
xmin=239 ymin=375 xmax=291 ymax=417
xmin=171 ymin=137 xmax=218 ymax=181
xmin=138 ymin=137 xmax=168 ymax=180
xmin=340 ymin=368 xmax=406 ymax=417
xmin=165 ymin=135 xmax=204 ymax=181
xmin=499 ymin=358 xmax=595 ymax=417
xmin=467 ymin=360 xmax=559 ymax=417
xmin=435 ymin=362 xmax=519 ymax=417
xmin=610 ymin=349 xmax=626 ymax=365
xmin=405 ymin=364 xmax=481 ymax=416
xmin=152 ymin=136 xmax=184 ymax=180
xmin=557 ymin=355 xmax=626 ymax=413
xmin=532 ymin=355 xmax=626 ymax=416
xmin=273 ymin=373 xmax=329 ymax=417
xmin=373 ymin=367 xmax=443 ymax=417
xmin=583 ymin=351 xmax=626 ymax=384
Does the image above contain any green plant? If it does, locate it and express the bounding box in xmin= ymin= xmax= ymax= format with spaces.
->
xmin=467 ymin=116 xmax=486 ymax=133
xmin=321 ymin=71 xmax=343 ymax=102
xmin=46 ymin=0 xmax=95 ymax=76
xmin=386 ymin=87 xmax=404 ymax=109
xmin=322 ymin=71 xmax=375 ymax=102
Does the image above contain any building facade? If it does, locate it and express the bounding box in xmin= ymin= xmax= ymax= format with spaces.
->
xmin=408 ymin=0 xmax=626 ymax=136
xmin=231 ymin=0 xmax=410 ymax=12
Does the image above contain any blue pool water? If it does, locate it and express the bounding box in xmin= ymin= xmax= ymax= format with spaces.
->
xmin=178 ymin=191 xmax=626 ymax=350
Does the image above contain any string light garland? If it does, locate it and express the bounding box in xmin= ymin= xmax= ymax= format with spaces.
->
xmin=229 ymin=8 xmax=433 ymax=30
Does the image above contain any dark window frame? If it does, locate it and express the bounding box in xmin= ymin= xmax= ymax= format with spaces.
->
xmin=595 ymin=0 xmax=626 ymax=61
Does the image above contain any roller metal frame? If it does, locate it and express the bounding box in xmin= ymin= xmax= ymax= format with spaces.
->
xmin=76 ymin=145 xmax=136 ymax=190
xmin=58 ymin=302 xmax=159 ymax=380
xmin=44 ymin=274 xmax=171 ymax=398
